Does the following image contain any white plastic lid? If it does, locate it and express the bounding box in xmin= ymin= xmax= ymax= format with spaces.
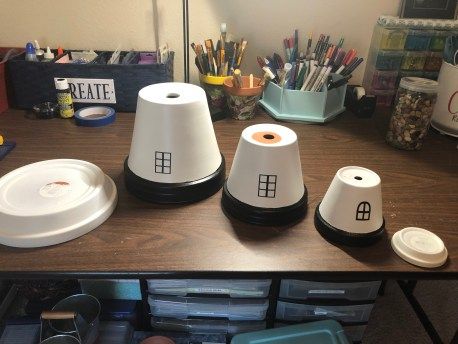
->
xmin=0 ymin=159 xmax=117 ymax=248
xmin=399 ymin=77 xmax=438 ymax=94
xmin=55 ymin=78 xmax=69 ymax=90
xmin=391 ymin=227 xmax=448 ymax=268
xmin=44 ymin=46 xmax=54 ymax=59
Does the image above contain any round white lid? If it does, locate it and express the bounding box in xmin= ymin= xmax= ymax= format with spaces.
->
xmin=391 ymin=227 xmax=448 ymax=268
xmin=0 ymin=159 xmax=117 ymax=248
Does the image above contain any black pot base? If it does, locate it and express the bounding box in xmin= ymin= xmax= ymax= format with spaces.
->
xmin=221 ymin=182 xmax=307 ymax=226
xmin=124 ymin=155 xmax=225 ymax=204
xmin=314 ymin=203 xmax=385 ymax=247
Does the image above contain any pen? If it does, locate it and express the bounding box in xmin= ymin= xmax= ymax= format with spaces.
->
xmin=300 ymin=61 xmax=317 ymax=91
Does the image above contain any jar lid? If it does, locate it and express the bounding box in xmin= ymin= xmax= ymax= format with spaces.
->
xmin=399 ymin=77 xmax=438 ymax=94
xmin=391 ymin=227 xmax=448 ymax=268
xmin=55 ymin=78 xmax=69 ymax=90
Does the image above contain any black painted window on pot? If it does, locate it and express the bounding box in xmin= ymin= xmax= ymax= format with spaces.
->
xmin=155 ymin=151 xmax=171 ymax=174
xmin=356 ymin=201 xmax=371 ymax=221
xmin=258 ymin=174 xmax=277 ymax=198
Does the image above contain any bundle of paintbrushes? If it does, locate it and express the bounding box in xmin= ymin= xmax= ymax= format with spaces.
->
xmin=258 ymin=30 xmax=364 ymax=92
xmin=191 ymin=23 xmax=248 ymax=77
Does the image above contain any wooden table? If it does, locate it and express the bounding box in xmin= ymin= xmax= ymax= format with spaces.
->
xmin=0 ymin=109 xmax=456 ymax=280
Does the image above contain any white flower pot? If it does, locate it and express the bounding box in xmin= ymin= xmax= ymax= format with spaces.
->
xmin=124 ymin=82 xmax=225 ymax=203
xmin=315 ymin=166 xmax=385 ymax=246
xmin=222 ymin=123 xmax=307 ymax=226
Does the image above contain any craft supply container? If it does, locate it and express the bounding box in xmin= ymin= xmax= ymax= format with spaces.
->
xmin=223 ymin=76 xmax=263 ymax=120
xmin=371 ymin=70 xmax=398 ymax=90
xmin=401 ymin=51 xmax=427 ymax=71
xmin=404 ymin=30 xmax=433 ymax=51
xmin=424 ymin=52 xmax=443 ymax=72
xmin=375 ymin=51 xmax=404 ymax=70
xmin=429 ymin=30 xmax=449 ymax=51
xmin=259 ymin=74 xmax=347 ymax=123
xmin=386 ymin=77 xmax=438 ymax=150
xmin=199 ymin=74 xmax=229 ymax=120
xmin=378 ymin=27 xmax=408 ymax=50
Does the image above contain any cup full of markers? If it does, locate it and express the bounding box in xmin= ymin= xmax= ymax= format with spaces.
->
xmin=258 ymin=30 xmax=364 ymax=93
xmin=191 ymin=23 xmax=248 ymax=120
xmin=223 ymin=70 xmax=263 ymax=120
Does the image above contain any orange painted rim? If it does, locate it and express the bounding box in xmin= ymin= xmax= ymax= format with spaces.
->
xmin=252 ymin=131 xmax=282 ymax=144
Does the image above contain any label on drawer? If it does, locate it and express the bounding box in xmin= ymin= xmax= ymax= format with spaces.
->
xmin=308 ymin=289 xmax=345 ymax=295
xmin=189 ymin=287 xmax=229 ymax=294
xmin=55 ymin=77 xmax=116 ymax=104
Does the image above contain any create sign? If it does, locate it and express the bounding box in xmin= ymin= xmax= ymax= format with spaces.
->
xmin=54 ymin=78 xmax=116 ymax=104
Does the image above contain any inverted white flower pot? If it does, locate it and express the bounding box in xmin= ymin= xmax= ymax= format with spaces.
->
xmin=315 ymin=166 xmax=385 ymax=246
xmin=222 ymin=123 xmax=307 ymax=226
xmin=124 ymin=82 xmax=225 ymax=203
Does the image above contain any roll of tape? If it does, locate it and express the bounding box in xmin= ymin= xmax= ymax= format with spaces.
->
xmin=74 ymin=106 xmax=116 ymax=127
xmin=354 ymin=86 xmax=366 ymax=101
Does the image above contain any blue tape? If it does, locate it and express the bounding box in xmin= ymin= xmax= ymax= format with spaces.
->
xmin=74 ymin=106 xmax=116 ymax=127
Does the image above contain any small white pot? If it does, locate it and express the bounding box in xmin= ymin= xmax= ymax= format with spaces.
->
xmin=222 ymin=123 xmax=307 ymax=226
xmin=125 ymin=82 xmax=225 ymax=203
xmin=431 ymin=62 xmax=458 ymax=137
xmin=315 ymin=166 xmax=385 ymax=246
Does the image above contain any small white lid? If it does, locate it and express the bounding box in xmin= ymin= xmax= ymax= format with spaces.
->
xmin=399 ymin=77 xmax=438 ymax=94
xmin=391 ymin=227 xmax=448 ymax=268
xmin=55 ymin=78 xmax=69 ymax=90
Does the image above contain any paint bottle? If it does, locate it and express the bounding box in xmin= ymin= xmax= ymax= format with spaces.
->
xmin=25 ymin=42 xmax=38 ymax=62
xmin=55 ymin=78 xmax=74 ymax=118
xmin=34 ymin=40 xmax=44 ymax=61
xmin=43 ymin=47 xmax=55 ymax=62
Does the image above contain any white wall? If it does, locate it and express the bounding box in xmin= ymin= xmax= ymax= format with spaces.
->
xmin=0 ymin=0 xmax=401 ymax=84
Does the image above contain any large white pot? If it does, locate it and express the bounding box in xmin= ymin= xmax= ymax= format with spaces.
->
xmin=125 ymin=82 xmax=225 ymax=203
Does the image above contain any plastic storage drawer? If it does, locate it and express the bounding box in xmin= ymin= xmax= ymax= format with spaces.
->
xmin=148 ymin=295 xmax=269 ymax=321
xmin=80 ymin=279 xmax=142 ymax=300
xmin=279 ymin=280 xmax=381 ymax=301
xmin=151 ymin=316 xmax=266 ymax=335
xmin=276 ymin=301 xmax=374 ymax=324
xmin=147 ymin=279 xmax=271 ymax=298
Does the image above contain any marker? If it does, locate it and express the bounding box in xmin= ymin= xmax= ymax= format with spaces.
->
xmin=300 ymin=61 xmax=317 ymax=91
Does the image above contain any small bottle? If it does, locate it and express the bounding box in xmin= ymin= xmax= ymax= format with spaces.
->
xmin=25 ymin=42 xmax=38 ymax=62
xmin=42 ymin=46 xmax=55 ymax=62
xmin=34 ymin=40 xmax=44 ymax=61
xmin=55 ymin=78 xmax=74 ymax=118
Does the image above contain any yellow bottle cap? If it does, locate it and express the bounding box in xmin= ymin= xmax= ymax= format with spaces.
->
xmin=0 ymin=135 xmax=4 ymax=145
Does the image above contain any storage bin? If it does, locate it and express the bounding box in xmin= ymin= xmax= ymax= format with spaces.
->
xmin=404 ymin=30 xmax=433 ymax=51
xmin=424 ymin=52 xmax=443 ymax=72
xmin=151 ymin=316 xmax=266 ymax=335
xmin=7 ymin=50 xmax=174 ymax=112
xmin=259 ymin=74 xmax=347 ymax=123
xmin=80 ymin=279 xmax=142 ymax=300
xmin=148 ymin=295 xmax=269 ymax=321
xmin=371 ymin=70 xmax=398 ymax=90
xmin=279 ymin=280 xmax=381 ymax=302
xmin=401 ymin=52 xmax=427 ymax=71
xmin=343 ymin=325 xmax=366 ymax=343
xmin=275 ymin=301 xmax=374 ymax=324
xmin=0 ymin=48 xmax=23 ymax=114
xmin=429 ymin=30 xmax=450 ymax=51
xmin=375 ymin=51 xmax=404 ymax=70
xmin=231 ymin=321 xmax=350 ymax=344
xmin=378 ymin=27 xmax=408 ymax=50
xmin=147 ymin=279 xmax=271 ymax=298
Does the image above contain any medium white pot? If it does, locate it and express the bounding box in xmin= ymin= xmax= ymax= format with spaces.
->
xmin=125 ymin=82 xmax=225 ymax=203
xmin=315 ymin=166 xmax=385 ymax=246
xmin=431 ymin=62 xmax=458 ymax=137
xmin=222 ymin=123 xmax=307 ymax=226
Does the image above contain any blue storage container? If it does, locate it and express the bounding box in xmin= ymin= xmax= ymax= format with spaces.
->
xmin=231 ymin=320 xmax=349 ymax=344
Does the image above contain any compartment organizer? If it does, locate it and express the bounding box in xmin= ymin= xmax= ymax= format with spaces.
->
xmin=279 ymin=280 xmax=381 ymax=302
xmin=147 ymin=279 xmax=271 ymax=298
xmin=259 ymin=74 xmax=347 ymax=123
xmin=148 ymin=295 xmax=269 ymax=321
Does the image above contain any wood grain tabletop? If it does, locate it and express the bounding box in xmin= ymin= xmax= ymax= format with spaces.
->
xmin=0 ymin=109 xmax=456 ymax=279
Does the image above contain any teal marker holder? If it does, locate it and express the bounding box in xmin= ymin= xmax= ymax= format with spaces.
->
xmin=259 ymin=74 xmax=347 ymax=123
